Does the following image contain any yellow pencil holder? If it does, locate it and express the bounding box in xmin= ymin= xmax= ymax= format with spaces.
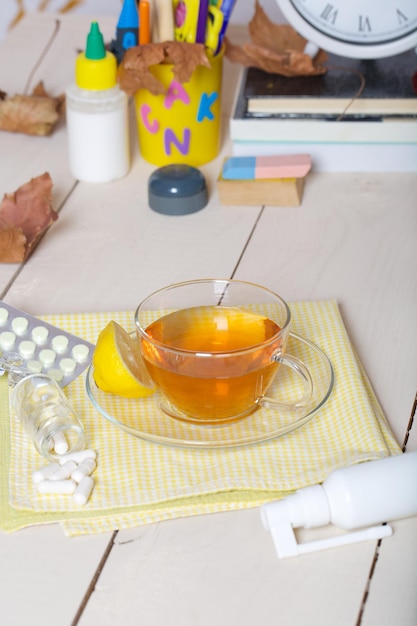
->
xmin=134 ymin=48 xmax=223 ymax=167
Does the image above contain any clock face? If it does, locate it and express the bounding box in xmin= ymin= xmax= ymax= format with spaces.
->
xmin=277 ymin=0 xmax=417 ymax=58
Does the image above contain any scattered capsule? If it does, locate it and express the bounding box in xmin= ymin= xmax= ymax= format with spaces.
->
xmin=32 ymin=462 xmax=60 ymax=484
xmin=71 ymin=458 xmax=96 ymax=483
xmin=38 ymin=479 xmax=76 ymax=495
xmin=59 ymin=449 xmax=97 ymax=465
xmin=50 ymin=460 xmax=77 ymax=481
xmin=73 ymin=476 xmax=94 ymax=505
xmin=52 ymin=431 xmax=69 ymax=455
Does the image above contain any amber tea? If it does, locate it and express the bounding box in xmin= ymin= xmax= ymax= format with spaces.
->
xmin=141 ymin=306 xmax=282 ymax=422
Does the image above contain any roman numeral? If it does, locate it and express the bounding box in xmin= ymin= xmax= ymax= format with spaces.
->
xmin=358 ymin=15 xmax=372 ymax=32
xmin=396 ymin=8 xmax=408 ymax=24
xmin=320 ymin=4 xmax=338 ymax=24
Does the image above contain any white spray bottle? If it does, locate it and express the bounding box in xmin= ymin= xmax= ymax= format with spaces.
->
xmin=261 ymin=452 xmax=417 ymax=558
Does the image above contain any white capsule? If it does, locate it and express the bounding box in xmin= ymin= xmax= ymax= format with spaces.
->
xmin=32 ymin=462 xmax=60 ymax=484
xmin=73 ymin=476 xmax=94 ymax=505
xmin=71 ymin=458 xmax=96 ymax=483
xmin=59 ymin=449 xmax=97 ymax=465
xmin=38 ymin=479 xmax=76 ymax=494
xmin=50 ymin=460 xmax=77 ymax=481
xmin=52 ymin=431 xmax=69 ymax=454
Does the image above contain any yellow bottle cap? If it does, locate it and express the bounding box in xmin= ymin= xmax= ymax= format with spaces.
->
xmin=75 ymin=22 xmax=117 ymax=90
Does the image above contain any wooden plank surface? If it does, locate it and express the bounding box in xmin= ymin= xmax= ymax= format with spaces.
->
xmin=0 ymin=13 xmax=416 ymax=626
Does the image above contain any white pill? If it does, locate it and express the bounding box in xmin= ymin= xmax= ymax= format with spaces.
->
xmin=72 ymin=343 xmax=90 ymax=363
xmin=39 ymin=349 xmax=56 ymax=366
xmin=32 ymin=325 xmax=49 ymax=345
xmin=73 ymin=476 xmax=94 ymax=505
xmin=19 ymin=340 xmax=36 ymax=358
xmin=38 ymin=479 xmax=76 ymax=495
xmin=0 ymin=307 xmax=9 ymax=325
xmin=71 ymin=458 xmax=97 ymax=483
xmin=27 ymin=359 xmax=43 ymax=373
xmin=52 ymin=431 xmax=69 ymax=454
xmin=59 ymin=357 xmax=76 ymax=374
xmin=59 ymin=449 xmax=97 ymax=465
xmin=0 ymin=331 xmax=16 ymax=350
xmin=32 ymin=462 xmax=60 ymax=484
xmin=47 ymin=368 xmax=64 ymax=383
xmin=50 ymin=460 xmax=77 ymax=480
xmin=52 ymin=335 xmax=69 ymax=354
xmin=12 ymin=316 xmax=28 ymax=336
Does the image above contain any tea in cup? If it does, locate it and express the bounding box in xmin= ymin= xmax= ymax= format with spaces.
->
xmin=135 ymin=279 xmax=313 ymax=425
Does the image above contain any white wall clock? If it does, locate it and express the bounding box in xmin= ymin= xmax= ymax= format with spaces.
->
xmin=276 ymin=0 xmax=417 ymax=58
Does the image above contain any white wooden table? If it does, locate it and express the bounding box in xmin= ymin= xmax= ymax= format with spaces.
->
xmin=0 ymin=14 xmax=416 ymax=626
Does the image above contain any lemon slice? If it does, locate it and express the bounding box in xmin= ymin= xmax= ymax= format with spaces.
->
xmin=92 ymin=321 xmax=156 ymax=399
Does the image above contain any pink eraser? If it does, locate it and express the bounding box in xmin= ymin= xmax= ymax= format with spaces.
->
xmin=255 ymin=154 xmax=312 ymax=179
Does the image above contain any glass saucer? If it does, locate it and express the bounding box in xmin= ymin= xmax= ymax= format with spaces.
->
xmin=86 ymin=332 xmax=334 ymax=449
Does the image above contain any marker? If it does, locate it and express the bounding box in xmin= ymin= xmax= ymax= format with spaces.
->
xmin=111 ymin=0 xmax=139 ymax=63
xmin=139 ymin=0 xmax=151 ymax=44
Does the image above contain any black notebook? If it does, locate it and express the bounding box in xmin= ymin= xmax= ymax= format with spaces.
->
xmin=242 ymin=50 xmax=417 ymax=119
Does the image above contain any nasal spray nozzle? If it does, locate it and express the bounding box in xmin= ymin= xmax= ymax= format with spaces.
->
xmin=261 ymin=452 xmax=417 ymax=558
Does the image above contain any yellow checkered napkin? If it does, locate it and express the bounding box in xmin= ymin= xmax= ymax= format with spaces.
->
xmin=2 ymin=301 xmax=400 ymax=536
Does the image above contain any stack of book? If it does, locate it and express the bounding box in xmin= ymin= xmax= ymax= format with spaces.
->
xmin=230 ymin=50 xmax=417 ymax=172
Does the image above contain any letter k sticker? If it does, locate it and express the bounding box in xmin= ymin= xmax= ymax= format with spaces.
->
xmin=197 ymin=92 xmax=218 ymax=122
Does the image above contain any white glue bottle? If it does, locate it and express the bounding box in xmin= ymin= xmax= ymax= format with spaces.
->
xmin=261 ymin=452 xmax=417 ymax=558
xmin=66 ymin=21 xmax=130 ymax=183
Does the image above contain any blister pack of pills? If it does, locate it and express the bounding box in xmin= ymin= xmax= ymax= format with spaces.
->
xmin=0 ymin=301 xmax=94 ymax=386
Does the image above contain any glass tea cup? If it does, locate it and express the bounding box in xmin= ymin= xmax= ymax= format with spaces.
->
xmin=135 ymin=279 xmax=313 ymax=425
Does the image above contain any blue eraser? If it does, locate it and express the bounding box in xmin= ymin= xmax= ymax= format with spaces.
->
xmin=222 ymin=157 xmax=256 ymax=180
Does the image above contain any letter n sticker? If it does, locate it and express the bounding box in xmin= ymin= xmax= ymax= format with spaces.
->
xmin=164 ymin=128 xmax=191 ymax=156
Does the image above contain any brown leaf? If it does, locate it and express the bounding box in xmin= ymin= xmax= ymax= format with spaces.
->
xmin=225 ymin=1 xmax=327 ymax=77
xmin=0 ymin=82 xmax=64 ymax=136
xmin=118 ymin=42 xmax=211 ymax=96
xmin=0 ymin=172 xmax=58 ymax=263
xmin=0 ymin=226 xmax=27 ymax=263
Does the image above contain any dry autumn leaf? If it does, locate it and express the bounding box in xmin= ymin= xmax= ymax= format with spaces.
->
xmin=225 ymin=1 xmax=327 ymax=76
xmin=118 ymin=42 xmax=211 ymax=96
xmin=0 ymin=81 xmax=64 ymax=136
xmin=0 ymin=172 xmax=58 ymax=263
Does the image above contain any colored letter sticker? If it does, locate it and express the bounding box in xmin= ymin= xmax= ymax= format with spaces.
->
xmin=197 ymin=92 xmax=218 ymax=122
